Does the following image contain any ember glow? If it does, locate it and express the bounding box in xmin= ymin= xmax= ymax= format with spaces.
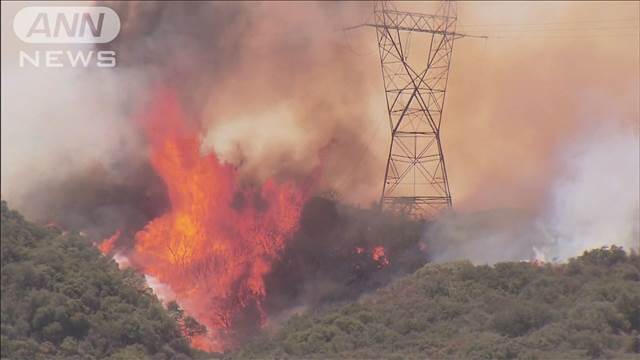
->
xmin=372 ymin=246 xmax=390 ymax=268
xmin=352 ymin=245 xmax=391 ymax=269
xmin=130 ymin=90 xmax=308 ymax=351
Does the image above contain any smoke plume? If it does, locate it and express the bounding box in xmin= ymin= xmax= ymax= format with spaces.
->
xmin=423 ymin=124 xmax=639 ymax=264
xmin=537 ymin=125 xmax=639 ymax=260
xmin=3 ymin=1 xmax=638 ymax=225
xmin=1 ymin=1 xmax=382 ymax=236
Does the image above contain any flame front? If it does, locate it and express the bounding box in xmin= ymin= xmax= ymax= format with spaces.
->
xmin=132 ymin=90 xmax=306 ymax=351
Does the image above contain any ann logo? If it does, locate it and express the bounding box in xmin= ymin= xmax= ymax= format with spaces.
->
xmin=13 ymin=6 xmax=120 ymax=44
xmin=27 ymin=12 xmax=105 ymax=38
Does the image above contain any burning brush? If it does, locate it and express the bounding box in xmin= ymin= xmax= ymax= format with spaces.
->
xmin=100 ymin=89 xmax=310 ymax=350
xmin=95 ymin=89 xmax=419 ymax=352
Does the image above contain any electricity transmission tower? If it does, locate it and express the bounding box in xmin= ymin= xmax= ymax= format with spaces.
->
xmin=361 ymin=1 xmax=484 ymax=218
xmin=375 ymin=1 xmax=455 ymax=218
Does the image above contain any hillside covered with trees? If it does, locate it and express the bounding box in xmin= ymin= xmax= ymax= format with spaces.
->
xmin=2 ymin=199 xmax=639 ymax=360
xmin=0 ymin=201 xmax=204 ymax=360
xmin=231 ymin=246 xmax=640 ymax=359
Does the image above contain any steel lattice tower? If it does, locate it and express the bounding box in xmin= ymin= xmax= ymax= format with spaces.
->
xmin=370 ymin=1 xmax=468 ymax=218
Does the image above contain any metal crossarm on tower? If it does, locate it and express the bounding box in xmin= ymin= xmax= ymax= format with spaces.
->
xmin=364 ymin=1 xmax=483 ymax=218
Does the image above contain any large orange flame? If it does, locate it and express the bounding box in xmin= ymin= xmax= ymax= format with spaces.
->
xmin=131 ymin=90 xmax=307 ymax=351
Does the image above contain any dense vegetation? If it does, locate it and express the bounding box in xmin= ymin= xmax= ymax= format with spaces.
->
xmin=231 ymin=246 xmax=640 ymax=359
xmin=3 ymin=199 xmax=639 ymax=360
xmin=0 ymin=201 xmax=200 ymax=360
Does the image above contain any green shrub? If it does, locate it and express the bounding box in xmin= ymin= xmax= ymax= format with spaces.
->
xmin=228 ymin=245 xmax=640 ymax=359
xmin=0 ymin=201 xmax=194 ymax=359
xmin=493 ymin=302 xmax=553 ymax=337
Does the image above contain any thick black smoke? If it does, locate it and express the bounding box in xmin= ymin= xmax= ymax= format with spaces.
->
xmin=230 ymin=197 xmax=428 ymax=343
xmin=20 ymin=159 xmax=169 ymax=246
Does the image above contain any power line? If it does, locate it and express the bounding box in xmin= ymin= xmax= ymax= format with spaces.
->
xmin=465 ymin=31 xmax=639 ymax=40
xmin=458 ymin=25 xmax=639 ymax=34
xmin=464 ymin=31 xmax=639 ymax=40
xmin=458 ymin=17 xmax=639 ymax=28
xmin=341 ymin=28 xmax=376 ymax=56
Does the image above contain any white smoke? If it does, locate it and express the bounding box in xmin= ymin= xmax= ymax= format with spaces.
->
xmin=144 ymin=274 xmax=176 ymax=304
xmin=424 ymin=124 xmax=640 ymax=264
xmin=0 ymin=3 xmax=150 ymax=220
xmin=536 ymin=125 xmax=640 ymax=261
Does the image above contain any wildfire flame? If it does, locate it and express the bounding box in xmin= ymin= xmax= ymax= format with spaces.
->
xmin=352 ymin=245 xmax=390 ymax=269
xmin=130 ymin=90 xmax=308 ymax=351
xmin=98 ymin=229 xmax=121 ymax=254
